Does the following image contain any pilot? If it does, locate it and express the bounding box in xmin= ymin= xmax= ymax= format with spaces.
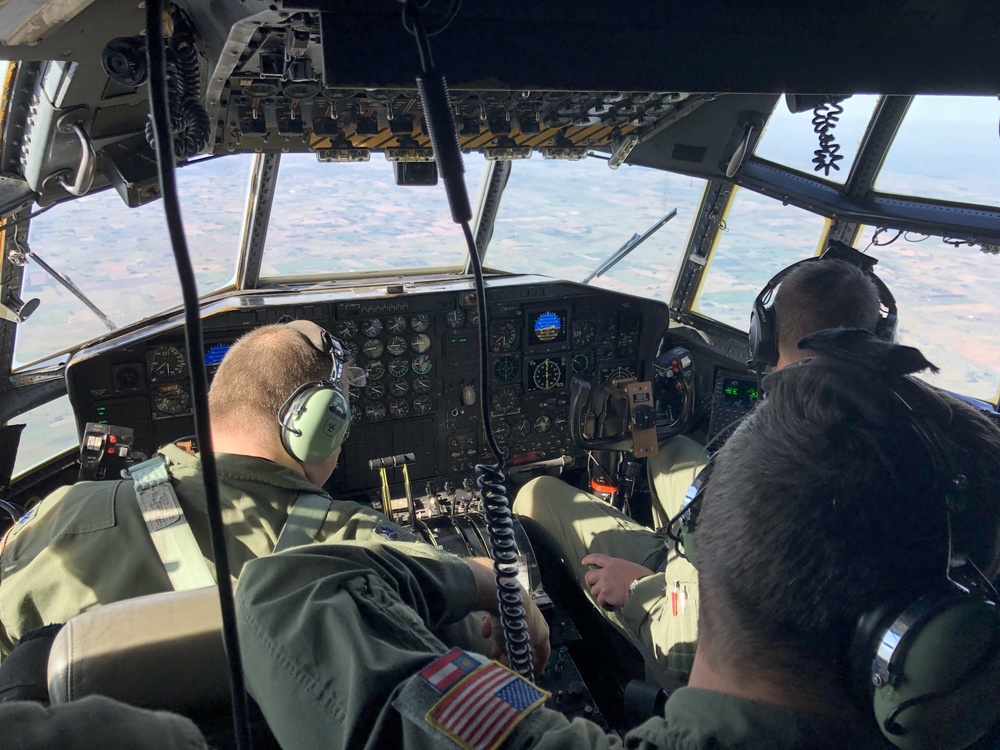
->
xmin=233 ymin=331 xmax=1000 ymax=749
xmin=0 ymin=320 xmax=501 ymax=657
xmin=512 ymin=257 xmax=885 ymax=686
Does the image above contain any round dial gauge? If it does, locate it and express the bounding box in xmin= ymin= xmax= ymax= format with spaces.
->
xmin=335 ymin=320 xmax=358 ymax=339
xmin=350 ymin=404 xmax=362 ymax=424
xmin=388 ymin=398 xmax=410 ymax=418
xmin=147 ymin=345 xmax=187 ymax=383
xmin=386 ymin=336 xmax=407 ymax=356
xmin=554 ymin=414 xmax=569 ymax=431
xmin=412 ymin=355 xmax=432 ymax=375
xmin=342 ymin=341 xmax=359 ymax=361
xmin=491 ymin=388 xmax=519 ymax=414
xmin=493 ymin=420 xmax=512 ymax=442
xmin=362 ymin=318 xmax=383 ymax=337
xmin=365 ymin=402 xmax=387 ymax=421
xmin=446 ymin=309 xmax=466 ymax=329
xmin=366 ymin=380 xmax=386 ymax=399
xmin=532 ymin=359 xmax=563 ymax=390
xmin=572 ymin=320 xmax=597 ymax=347
xmin=388 ymin=378 xmax=410 ymax=396
xmin=362 ymin=338 xmax=385 ymax=359
xmin=571 ymin=352 xmax=592 ymax=377
xmin=492 ymin=321 xmax=519 ymax=353
xmin=154 ymin=383 xmax=190 ymax=414
xmin=605 ymin=366 xmax=635 ymax=382
xmin=388 ymin=357 xmax=410 ymax=378
xmin=412 ymin=395 xmax=433 ymax=415
xmin=387 ymin=316 xmax=407 ymax=334
xmin=410 ymin=314 xmax=431 ymax=332
xmin=493 ymin=354 xmax=519 ymax=384
xmin=534 ymin=415 xmax=552 ymax=434
xmin=410 ymin=333 xmax=431 ymax=354
xmin=412 ymin=374 xmax=432 ymax=393
xmin=467 ymin=308 xmax=480 ymax=326
xmin=513 ymin=417 xmax=532 ymax=437
xmin=365 ymin=360 xmax=386 ymax=381
xmin=113 ymin=364 xmax=142 ymax=390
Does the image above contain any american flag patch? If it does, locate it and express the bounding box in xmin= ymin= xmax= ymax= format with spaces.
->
xmin=426 ymin=661 xmax=549 ymax=750
xmin=419 ymin=648 xmax=481 ymax=693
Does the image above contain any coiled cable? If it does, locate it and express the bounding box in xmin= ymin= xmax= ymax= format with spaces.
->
xmin=811 ymin=97 xmax=845 ymax=176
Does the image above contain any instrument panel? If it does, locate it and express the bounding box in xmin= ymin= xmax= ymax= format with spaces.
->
xmin=67 ymin=278 xmax=670 ymax=499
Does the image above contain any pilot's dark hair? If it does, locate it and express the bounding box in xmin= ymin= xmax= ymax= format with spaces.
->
xmin=695 ymin=339 xmax=1000 ymax=691
xmin=773 ymin=259 xmax=881 ymax=362
xmin=208 ymin=323 xmax=334 ymax=436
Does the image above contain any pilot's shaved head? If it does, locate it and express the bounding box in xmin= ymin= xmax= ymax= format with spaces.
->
xmin=208 ymin=322 xmax=333 ymax=437
xmin=773 ymin=259 xmax=881 ymax=365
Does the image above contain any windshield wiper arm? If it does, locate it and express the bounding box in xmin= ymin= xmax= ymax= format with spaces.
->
xmin=13 ymin=238 xmax=117 ymax=331
xmin=581 ymin=208 xmax=678 ymax=284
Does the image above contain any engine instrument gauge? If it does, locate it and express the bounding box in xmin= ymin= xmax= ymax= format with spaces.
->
xmin=351 ymin=404 xmax=362 ymax=423
xmin=362 ymin=318 xmax=383 ymax=337
xmin=493 ymin=420 xmax=512 ymax=442
xmin=412 ymin=374 xmax=432 ymax=393
xmin=335 ymin=320 xmax=358 ymax=339
xmin=154 ymin=383 xmax=190 ymax=415
xmin=365 ymin=402 xmax=387 ymax=421
xmin=410 ymin=314 xmax=431 ymax=332
xmin=388 ymin=398 xmax=410 ymax=418
xmin=362 ymin=338 xmax=385 ymax=359
xmin=491 ymin=321 xmax=520 ymax=352
xmin=388 ymin=357 xmax=410 ymax=378
xmin=513 ymin=417 xmax=532 ymax=437
xmin=572 ymin=320 xmax=597 ymax=347
xmin=386 ymin=336 xmax=407 ymax=356
xmin=412 ymin=395 xmax=433 ymax=415
xmin=446 ymin=309 xmax=466 ymax=329
xmin=387 ymin=316 xmax=407 ymax=334
xmin=534 ymin=415 xmax=552 ymax=434
xmin=571 ymin=352 xmax=592 ymax=377
xmin=412 ymin=355 xmax=432 ymax=375
xmin=365 ymin=360 xmax=386 ymax=381
xmin=529 ymin=357 xmax=566 ymax=391
xmin=366 ymin=380 xmax=386 ymax=399
xmin=467 ymin=308 xmax=480 ymax=326
xmin=342 ymin=341 xmax=359 ymax=361
xmin=554 ymin=414 xmax=569 ymax=431
xmin=388 ymin=378 xmax=409 ymax=396
xmin=410 ymin=333 xmax=431 ymax=353
xmin=147 ymin=345 xmax=187 ymax=383
xmin=490 ymin=388 xmax=519 ymax=414
xmin=493 ymin=354 xmax=519 ymax=384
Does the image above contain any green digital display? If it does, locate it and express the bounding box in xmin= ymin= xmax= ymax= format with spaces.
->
xmin=722 ymin=378 xmax=760 ymax=408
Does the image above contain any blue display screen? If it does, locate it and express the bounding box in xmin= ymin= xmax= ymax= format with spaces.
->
xmin=530 ymin=310 xmax=567 ymax=345
xmin=205 ymin=344 xmax=231 ymax=367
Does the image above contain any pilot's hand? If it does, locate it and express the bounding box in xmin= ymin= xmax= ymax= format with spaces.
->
xmin=581 ymin=554 xmax=654 ymax=610
xmin=481 ymin=595 xmax=551 ymax=676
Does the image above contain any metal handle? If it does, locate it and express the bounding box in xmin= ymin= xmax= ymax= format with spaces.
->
xmin=56 ymin=120 xmax=96 ymax=197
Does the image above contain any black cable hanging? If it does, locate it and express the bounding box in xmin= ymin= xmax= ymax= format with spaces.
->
xmin=400 ymin=0 xmax=534 ymax=679
xmin=811 ymin=97 xmax=845 ymax=177
xmin=144 ymin=2 xmax=252 ymax=748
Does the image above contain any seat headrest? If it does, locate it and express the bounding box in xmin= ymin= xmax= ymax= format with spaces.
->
xmin=47 ymin=586 xmax=229 ymax=716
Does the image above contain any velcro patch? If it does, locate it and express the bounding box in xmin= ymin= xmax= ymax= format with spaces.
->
xmin=426 ymin=661 xmax=549 ymax=750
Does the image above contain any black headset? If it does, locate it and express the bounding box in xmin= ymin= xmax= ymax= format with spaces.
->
xmin=747 ymin=240 xmax=899 ymax=372
xmin=277 ymin=320 xmax=352 ymax=464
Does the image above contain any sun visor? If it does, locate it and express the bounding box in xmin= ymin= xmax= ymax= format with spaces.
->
xmin=0 ymin=0 xmax=97 ymax=46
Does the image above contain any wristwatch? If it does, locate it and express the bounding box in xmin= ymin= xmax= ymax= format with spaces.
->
xmin=627 ymin=575 xmax=648 ymax=600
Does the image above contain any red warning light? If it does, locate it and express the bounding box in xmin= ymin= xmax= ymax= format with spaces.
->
xmin=109 ymin=435 xmax=117 ymax=444
xmin=107 ymin=447 xmax=116 ymax=455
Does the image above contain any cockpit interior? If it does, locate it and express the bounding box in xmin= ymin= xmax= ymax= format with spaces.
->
xmin=0 ymin=0 xmax=998 ymax=746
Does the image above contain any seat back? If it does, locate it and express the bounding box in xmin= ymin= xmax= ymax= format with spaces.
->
xmin=47 ymin=586 xmax=229 ymax=716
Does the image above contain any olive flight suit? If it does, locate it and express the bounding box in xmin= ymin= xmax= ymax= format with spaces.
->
xmin=0 ymin=443 xmax=418 ymax=655
xmin=512 ymin=435 xmax=708 ymax=687
xmin=235 ymin=539 xmax=890 ymax=750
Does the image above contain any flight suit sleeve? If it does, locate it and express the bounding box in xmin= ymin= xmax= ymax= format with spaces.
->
xmin=3 ymin=695 xmax=208 ymax=750
xmin=235 ymin=540 xmax=625 ymax=750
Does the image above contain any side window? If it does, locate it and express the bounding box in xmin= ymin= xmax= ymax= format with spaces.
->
xmin=11 ymin=396 xmax=78 ymax=479
xmin=856 ymin=227 xmax=999 ymax=402
xmin=692 ymin=187 xmax=830 ymax=330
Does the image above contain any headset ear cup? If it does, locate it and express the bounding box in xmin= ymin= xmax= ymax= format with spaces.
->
xmin=853 ymin=596 xmax=1000 ymax=750
xmin=279 ymin=384 xmax=351 ymax=464
xmin=748 ymin=300 xmax=778 ymax=369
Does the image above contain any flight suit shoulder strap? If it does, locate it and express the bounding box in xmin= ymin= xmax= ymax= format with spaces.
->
xmin=126 ymin=455 xmax=215 ymax=590
xmin=274 ymin=492 xmax=333 ymax=553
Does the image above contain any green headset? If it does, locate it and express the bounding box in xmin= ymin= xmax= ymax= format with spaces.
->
xmin=667 ymin=373 xmax=1000 ymax=749
xmin=277 ymin=320 xmax=352 ymax=464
